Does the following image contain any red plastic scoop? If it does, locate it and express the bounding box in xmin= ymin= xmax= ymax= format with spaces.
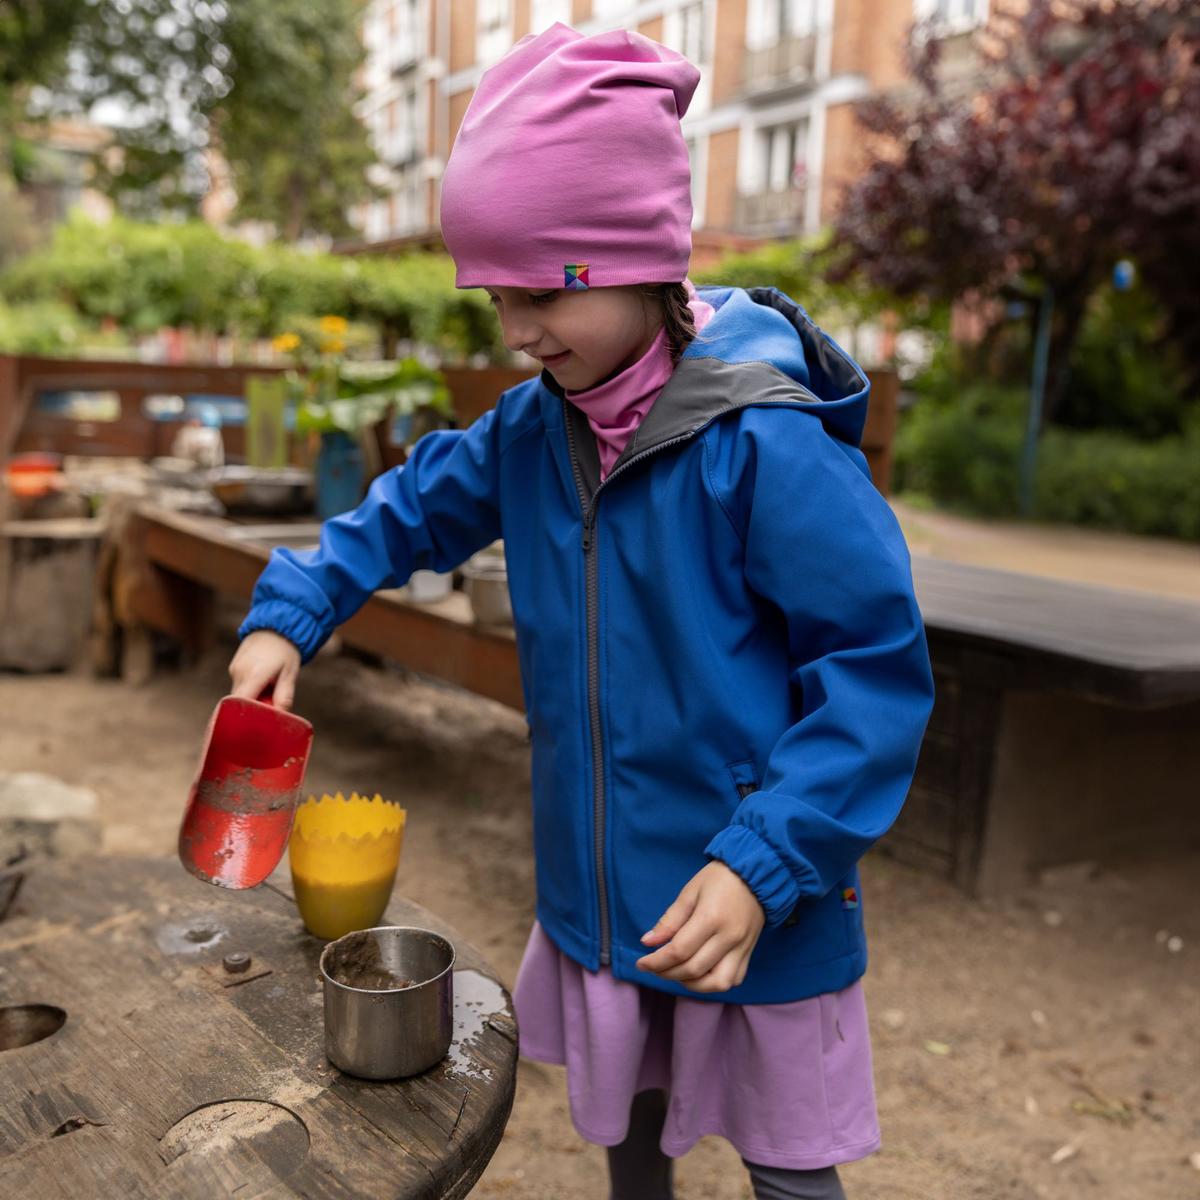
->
xmin=179 ymin=695 xmax=313 ymax=888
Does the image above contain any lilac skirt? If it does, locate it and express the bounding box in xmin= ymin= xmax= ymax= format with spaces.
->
xmin=513 ymin=922 xmax=881 ymax=1170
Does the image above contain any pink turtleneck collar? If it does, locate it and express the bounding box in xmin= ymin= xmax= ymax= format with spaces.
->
xmin=566 ymin=278 xmax=715 ymax=480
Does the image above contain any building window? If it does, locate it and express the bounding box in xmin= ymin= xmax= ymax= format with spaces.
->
xmin=367 ymin=201 xmax=388 ymax=241
xmin=531 ymin=0 xmax=571 ymax=33
xmin=757 ymin=118 xmax=809 ymax=192
xmin=477 ymin=0 xmax=513 ymax=64
xmin=591 ymin=0 xmax=630 ymax=21
xmin=748 ymin=0 xmax=817 ymax=49
xmin=379 ymin=81 xmax=420 ymax=166
xmin=679 ymin=2 xmax=708 ymax=64
xmin=914 ymin=0 xmax=988 ymax=34
xmin=395 ymin=0 xmax=420 ymax=65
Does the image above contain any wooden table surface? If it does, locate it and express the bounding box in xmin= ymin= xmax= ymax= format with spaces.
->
xmin=912 ymin=557 xmax=1200 ymax=707
xmin=0 ymin=857 xmax=517 ymax=1199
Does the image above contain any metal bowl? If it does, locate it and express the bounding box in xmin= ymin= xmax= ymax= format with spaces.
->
xmin=462 ymin=557 xmax=512 ymax=626
xmin=207 ymin=466 xmax=313 ymax=515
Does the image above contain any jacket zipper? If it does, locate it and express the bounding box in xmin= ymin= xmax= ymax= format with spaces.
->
xmin=563 ymin=404 xmax=611 ymax=962
xmin=562 ymin=400 xmax=699 ymax=965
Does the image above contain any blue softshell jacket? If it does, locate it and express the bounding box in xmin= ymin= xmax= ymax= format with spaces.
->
xmin=240 ymin=286 xmax=935 ymax=1004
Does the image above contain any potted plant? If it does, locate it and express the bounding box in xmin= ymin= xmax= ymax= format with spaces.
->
xmin=273 ymin=316 xmax=453 ymax=519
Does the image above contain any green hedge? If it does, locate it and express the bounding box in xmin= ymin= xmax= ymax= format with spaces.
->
xmin=0 ymin=215 xmax=505 ymax=362
xmin=896 ymin=399 xmax=1200 ymax=540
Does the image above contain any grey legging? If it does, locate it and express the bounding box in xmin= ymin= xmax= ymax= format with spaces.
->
xmin=606 ymin=1090 xmax=847 ymax=1200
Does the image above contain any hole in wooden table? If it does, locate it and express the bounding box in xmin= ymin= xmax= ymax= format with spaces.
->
xmin=160 ymin=1099 xmax=310 ymax=1172
xmin=0 ymin=1004 xmax=67 ymax=1051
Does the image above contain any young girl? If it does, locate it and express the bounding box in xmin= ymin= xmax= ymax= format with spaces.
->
xmin=230 ymin=23 xmax=933 ymax=1200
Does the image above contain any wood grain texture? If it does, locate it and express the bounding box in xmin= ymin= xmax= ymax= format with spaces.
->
xmin=0 ymin=857 xmax=516 ymax=1199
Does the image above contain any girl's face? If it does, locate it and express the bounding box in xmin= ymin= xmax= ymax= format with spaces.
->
xmin=483 ymin=284 xmax=664 ymax=390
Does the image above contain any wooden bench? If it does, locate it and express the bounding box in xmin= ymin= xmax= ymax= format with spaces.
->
xmin=103 ymin=506 xmax=522 ymax=709
xmin=105 ymin=506 xmax=1200 ymax=896
xmin=898 ymin=559 xmax=1200 ymax=894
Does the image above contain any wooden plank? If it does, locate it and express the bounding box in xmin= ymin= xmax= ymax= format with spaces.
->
xmin=139 ymin=509 xmax=269 ymax=599
xmin=914 ymin=557 xmax=1200 ymax=696
xmin=341 ymin=594 xmax=523 ymax=710
xmin=0 ymin=355 xmax=31 ymax=462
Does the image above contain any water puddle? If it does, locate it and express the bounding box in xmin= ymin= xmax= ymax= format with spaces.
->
xmin=155 ymin=916 xmax=230 ymax=956
xmin=446 ymin=969 xmax=508 ymax=1081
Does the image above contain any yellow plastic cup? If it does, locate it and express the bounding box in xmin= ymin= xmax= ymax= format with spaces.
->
xmin=289 ymin=792 xmax=407 ymax=940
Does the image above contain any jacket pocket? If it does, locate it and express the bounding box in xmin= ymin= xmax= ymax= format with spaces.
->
xmin=726 ymin=759 xmax=758 ymax=802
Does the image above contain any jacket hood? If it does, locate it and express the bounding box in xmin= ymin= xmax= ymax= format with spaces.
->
xmin=681 ymin=286 xmax=871 ymax=448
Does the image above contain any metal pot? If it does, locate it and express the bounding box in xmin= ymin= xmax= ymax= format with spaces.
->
xmin=319 ymin=926 xmax=455 ymax=1079
xmin=207 ymin=466 xmax=313 ymax=516
xmin=462 ymin=555 xmax=512 ymax=626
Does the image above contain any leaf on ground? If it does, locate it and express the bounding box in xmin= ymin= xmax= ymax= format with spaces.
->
xmin=1071 ymin=1097 xmax=1136 ymax=1125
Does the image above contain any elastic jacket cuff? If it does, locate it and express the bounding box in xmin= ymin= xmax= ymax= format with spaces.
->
xmin=238 ymin=600 xmax=329 ymax=663
xmin=704 ymin=822 xmax=803 ymax=927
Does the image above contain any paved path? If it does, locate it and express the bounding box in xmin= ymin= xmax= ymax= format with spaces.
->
xmin=893 ymin=500 xmax=1200 ymax=602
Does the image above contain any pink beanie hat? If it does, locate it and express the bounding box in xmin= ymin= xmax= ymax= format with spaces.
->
xmin=440 ymin=23 xmax=700 ymax=290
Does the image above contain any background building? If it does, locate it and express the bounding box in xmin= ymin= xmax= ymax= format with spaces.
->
xmin=348 ymin=0 xmax=989 ymax=264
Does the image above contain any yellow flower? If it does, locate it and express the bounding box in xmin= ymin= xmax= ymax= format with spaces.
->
xmin=320 ymin=337 xmax=347 ymax=355
xmin=318 ymin=315 xmax=348 ymax=335
xmin=272 ymin=332 xmax=300 ymax=353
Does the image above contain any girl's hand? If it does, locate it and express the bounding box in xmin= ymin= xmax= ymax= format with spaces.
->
xmin=635 ymin=861 xmax=765 ymax=993
xmin=228 ymin=630 xmax=301 ymax=711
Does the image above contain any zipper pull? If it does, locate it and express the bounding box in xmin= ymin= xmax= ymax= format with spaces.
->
xmin=581 ymin=516 xmax=593 ymax=553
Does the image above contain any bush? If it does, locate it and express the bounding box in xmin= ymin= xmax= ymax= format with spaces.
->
xmin=1059 ymin=283 xmax=1194 ymax=440
xmin=894 ymin=379 xmax=1028 ymax=516
xmin=1035 ymin=425 xmax=1200 ymax=540
xmin=0 ymin=299 xmax=132 ymax=355
xmin=0 ymin=216 xmax=505 ymax=363
xmin=895 ymin=394 xmax=1200 ymax=540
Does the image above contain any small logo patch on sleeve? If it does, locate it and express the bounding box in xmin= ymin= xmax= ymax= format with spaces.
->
xmin=564 ymin=264 xmax=590 ymax=289
xmin=841 ymin=887 xmax=859 ymax=909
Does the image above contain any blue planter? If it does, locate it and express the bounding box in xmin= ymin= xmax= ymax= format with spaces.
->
xmin=316 ymin=431 xmax=365 ymax=520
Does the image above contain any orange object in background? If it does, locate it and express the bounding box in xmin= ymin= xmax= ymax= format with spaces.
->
xmin=5 ymin=452 xmax=64 ymax=498
xmin=289 ymin=793 xmax=407 ymax=940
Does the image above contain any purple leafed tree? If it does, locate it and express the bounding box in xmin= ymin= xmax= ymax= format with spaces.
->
xmin=831 ymin=0 xmax=1200 ymax=416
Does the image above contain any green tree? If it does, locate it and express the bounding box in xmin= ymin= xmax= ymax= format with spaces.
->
xmin=217 ymin=0 xmax=383 ymax=241
xmin=2 ymin=0 xmax=226 ymax=213
xmin=0 ymin=0 xmax=382 ymax=239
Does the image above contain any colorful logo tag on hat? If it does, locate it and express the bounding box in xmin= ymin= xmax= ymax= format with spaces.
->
xmin=841 ymin=887 xmax=859 ymax=910
xmin=564 ymin=263 xmax=590 ymax=290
